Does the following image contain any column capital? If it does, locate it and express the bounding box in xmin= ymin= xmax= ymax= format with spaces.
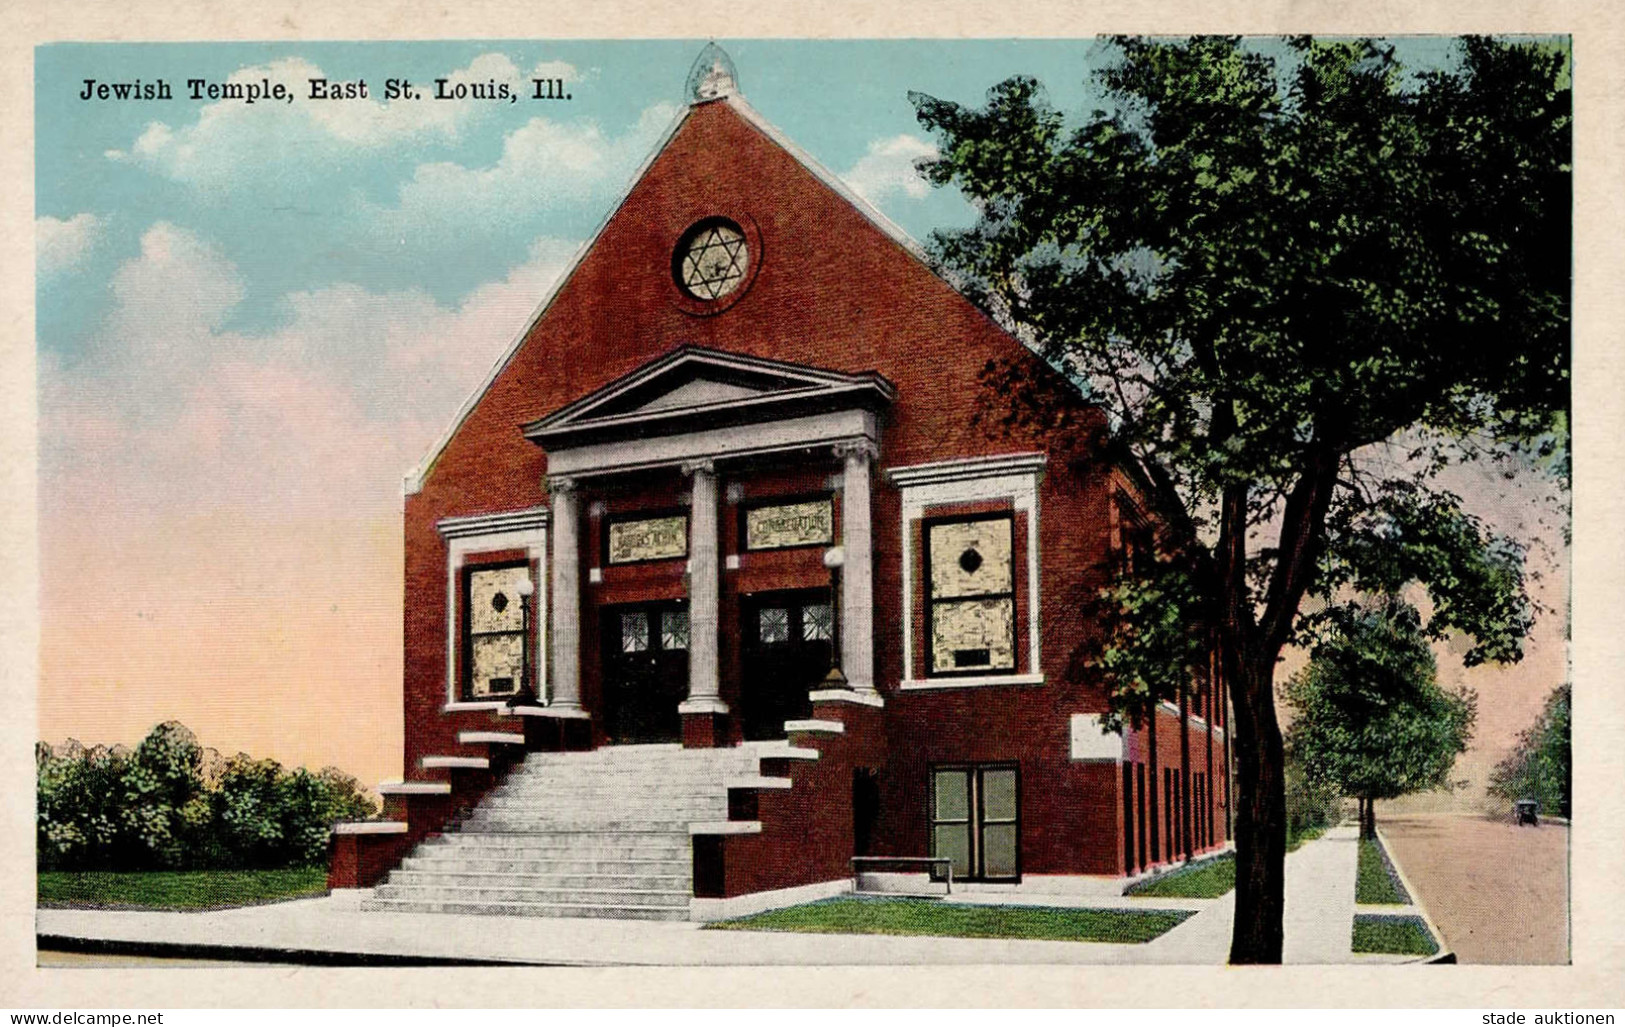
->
xmin=680 ymin=458 xmax=716 ymax=478
xmin=833 ymin=438 xmax=879 ymax=464
xmin=546 ymin=474 xmax=578 ymax=497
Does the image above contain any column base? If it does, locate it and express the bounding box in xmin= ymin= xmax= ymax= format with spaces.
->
xmin=518 ymin=711 xmax=594 ymax=752
xmin=682 ymin=711 xmax=730 ymax=749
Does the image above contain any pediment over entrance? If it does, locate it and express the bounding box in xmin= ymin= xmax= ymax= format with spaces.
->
xmin=524 ymin=345 xmax=895 ymax=452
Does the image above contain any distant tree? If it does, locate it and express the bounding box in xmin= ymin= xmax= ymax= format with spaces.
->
xmin=37 ymin=722 xmax=378 ymax=871
xmin=1284 ymin=603 xmax=1478 ymax=838
xmin=1489 ymin=683 xmax=1570 ymax=818
xmin=119 ymin=721 xmax=205 ymax=868
xmin=911 ymin=35 xmax=1566 ymax=961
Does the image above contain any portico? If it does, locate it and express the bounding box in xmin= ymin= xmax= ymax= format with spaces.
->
xmin=524 ymin=346 xmax=894 ymax=747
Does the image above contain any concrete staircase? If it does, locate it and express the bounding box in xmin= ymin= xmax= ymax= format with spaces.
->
xmin=360 ymin=744 xmax=767 ymax=920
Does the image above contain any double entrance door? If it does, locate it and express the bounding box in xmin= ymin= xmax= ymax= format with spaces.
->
xmin=600 ymin=600 xmax=689 ymax=744
xmin=739 ymin=589 xmax=834 ymax=741
xmin=598 ymin=588 xmax=835 ymax=744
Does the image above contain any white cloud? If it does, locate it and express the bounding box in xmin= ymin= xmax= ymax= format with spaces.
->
xmin=37 ymin=213 xmax=102 ymax=275
xmin=107 ymin=53 xmax=565 ymax=188
xmin=841 ymin=134 xmax=938 ymax=205
xmin=357 ymin=102 xmax=679 ymax=245
xmin=42 ymin=222 xmax=579 ymax=525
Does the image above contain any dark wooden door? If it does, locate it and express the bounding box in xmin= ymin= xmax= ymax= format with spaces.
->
xmin=739 ymin=589 xmax=833 ymax=740
xmin=600 ymin=601 xmax=689 ymax=744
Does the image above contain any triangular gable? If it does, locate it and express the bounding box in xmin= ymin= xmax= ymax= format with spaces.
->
xmin=402 ymin=84 xmax=956 ymax=496
xmin=523 ymin=345 xmax=894 ymax=450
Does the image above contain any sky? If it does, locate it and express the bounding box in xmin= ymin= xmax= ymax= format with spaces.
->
xmin=34 ymin=38 xmax=1566 ymax=796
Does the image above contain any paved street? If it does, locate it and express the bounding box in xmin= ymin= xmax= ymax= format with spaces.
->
xmin=1377 ymin=813 xmax=1569 ymax=964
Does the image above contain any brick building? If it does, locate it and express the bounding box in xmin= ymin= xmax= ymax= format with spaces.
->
xmin=330 ymin=46 xmax=1231 ymax=919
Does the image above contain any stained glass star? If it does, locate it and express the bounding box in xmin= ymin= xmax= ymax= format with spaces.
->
xmin=680 ymin=223 xmax=749 ymax=299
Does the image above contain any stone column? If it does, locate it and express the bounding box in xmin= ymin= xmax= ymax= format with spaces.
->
xmin=547 ymin=475 xmax=583 ymax=712
xmin=679 ymin=460 xmax=727 ymax=744
xmin=836 ymin=439 xmax=878 ymax=694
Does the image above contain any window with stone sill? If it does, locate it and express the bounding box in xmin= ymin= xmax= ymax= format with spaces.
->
xmin=463 ymin=563 xmax=531 ymax=699
xmin=924 ymin=513 xmax=1017 ymax=676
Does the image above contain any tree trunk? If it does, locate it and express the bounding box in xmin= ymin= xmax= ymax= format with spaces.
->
xmin=1360 ymin=796 xmax=1377 ymax=840
xmin=1227 ymin=652 xmax=1288 ymax=964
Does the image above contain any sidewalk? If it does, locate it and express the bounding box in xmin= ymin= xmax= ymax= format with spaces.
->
xmin=37 ymin=828 xmax=1377 ymax=966
xmin=1282 ymin=824 xmax=1359 ymax=963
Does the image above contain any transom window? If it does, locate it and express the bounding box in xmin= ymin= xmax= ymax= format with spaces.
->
xmin=464 ymin=563 xmax=530 ymax=698
xmin=674 ymin=219 xmax=749 ymax=300
xmin=925 ymin=513 xmax=1017 ymax=675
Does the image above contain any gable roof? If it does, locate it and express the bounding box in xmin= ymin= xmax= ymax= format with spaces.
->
xmin=523 ymin=344 xmax=895 ymax=451
xmin=402 ymin=89 xmax=940 ymax=497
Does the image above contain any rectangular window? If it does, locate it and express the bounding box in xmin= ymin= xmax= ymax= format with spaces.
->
xmin=925 ymin=513 xmax=1016 ymax=676
xmin=621 ymin=611 xmax=650 ymax=653
xmin=758 ymin=607 xmax=790 ymax=645
xmin=606 ymin=513 xmax=688 ymax=564
xmin=464 ymin=563 xmax=530 ymax=699
xmin=929 ymin=764 xmax=1020 ymax=882
xmin=1136 ymin=763 xmax=1148 ymax=873
xmin=801 ymin=602 xmax=833 ymax=641
xmin=1164 ymin=768 xmax=1174 ymax=862
xmin=1122 ymin=762 xmax=1136 ymax=874
xmin=660 ymin=609 xmax=689 ymax=651
xmin=742 ymin=497 xmax=834 ymax=551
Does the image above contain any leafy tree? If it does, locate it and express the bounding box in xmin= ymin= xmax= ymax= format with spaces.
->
xmin=911 ymin=36 xmax=1567 ymax=961
xmin=37 ymin=721 xmax=378 ymax=871
xmin=1284 ymin=603 xmax=1477 ymax=838
xmin=1489 ymin=683 xmax=1570 ymax=818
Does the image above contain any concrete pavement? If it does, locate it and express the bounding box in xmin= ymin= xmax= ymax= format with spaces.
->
xmin=38 ymin=826 xmax=1396 ymax=966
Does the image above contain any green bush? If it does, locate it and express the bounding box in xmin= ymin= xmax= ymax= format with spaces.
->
xmin=38 ymin=722 xmax=376 ymax=872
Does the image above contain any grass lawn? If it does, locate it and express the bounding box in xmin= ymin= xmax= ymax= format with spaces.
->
xmin=1352 ymin=914 xmax=1438 ymax=956
xmin=1127 ymin=854 xmax=1235 ymax=898
xmin=705 ymin=897 xmax=1194 ymax=944
xmin=1123 ymin=823 xmax=1331 ymax=900
xmin=1356 ymin=838 xmax=1407 ymax=905
xmin=1287 ymin=823 xmax=1328 ymax=852
xmin=38 ymin=868 xmax=328 ymax=910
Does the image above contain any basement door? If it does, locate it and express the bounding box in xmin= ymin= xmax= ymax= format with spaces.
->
xmin=931 ymin=764 xmax=1021 ymax=882
xmin=739 ymin=589 xmax=832 ymax=740
xmin=600 ymin=601 xmax=689 ymax=744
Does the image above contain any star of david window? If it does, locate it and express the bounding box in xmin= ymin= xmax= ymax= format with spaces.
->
xmin=675 ymin=219 xmax=749 ymax=301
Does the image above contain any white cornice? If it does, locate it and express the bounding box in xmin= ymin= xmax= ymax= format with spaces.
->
xmin=885 ymin=452 xmax=1048 ymax=489
xmin=436 ymin=506 xmax=550 ymax=539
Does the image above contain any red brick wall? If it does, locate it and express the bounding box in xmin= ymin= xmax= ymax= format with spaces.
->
xmin=399 ymin=96 xmax=1138 ymax=878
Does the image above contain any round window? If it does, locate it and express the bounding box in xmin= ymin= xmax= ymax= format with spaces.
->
xmin=674 ymin=219 xmax=749 ymax=301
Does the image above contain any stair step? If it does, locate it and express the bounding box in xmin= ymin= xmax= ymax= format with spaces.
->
xmin=359 ymin=898 xmax=691 ymax=921
xmin=462 ymin=818 xmax=700 ymax=832
xmin=389 ymin=871 xmax=690 ymax=890
xmin=360 ymin=743 xmax=797 ymax=922
xmin=402 ymin=854 xmax=688 ymax=873
xmin=374 ymin=884 xmax=691 ymax=906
